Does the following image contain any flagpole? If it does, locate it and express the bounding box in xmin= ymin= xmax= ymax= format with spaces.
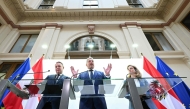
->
xmin=28 ymin=54 xmax=32 ymax=60
xmin=29 ymin=54 xmax=32 ymax=58
xmin=130 ymin=55 xmax=133 ymax=59
xmin=140 ymin=53 xmax=144 ymax=59
xmin=140 ymin=53 xmax=143 ymax=56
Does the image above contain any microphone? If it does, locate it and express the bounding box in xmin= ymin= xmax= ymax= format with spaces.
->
xmin=16 ymin=70 xmax=50 ymax=76
xmin=24 ymin=70 xmax=50 ymax=74
xmin=10 ymin=70 xmax=50 ymax=84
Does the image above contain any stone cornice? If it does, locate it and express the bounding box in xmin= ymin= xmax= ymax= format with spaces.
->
xmin=44 ymin=23 xmax=63 ymax=29
xmin=120 ymin=22 xmax=141 ymax=28
xmin=0 ymin=7 xmax=63 ymax=30
xmin=0 ymin=0 xmax=189 ymax=30
xmin=154 ymin=51 xmax=185 ymax=59
xmin=3 ymin=20 xmax=63 ymax=30
xmin=0 ymin=53 xmax=29 ymax=61
xmin=1 ymin=0 xmax=177 ymax=19
xmin=119 ymin=0 xmax=190 ymax=28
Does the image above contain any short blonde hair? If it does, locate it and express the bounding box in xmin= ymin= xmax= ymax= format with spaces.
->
xmin=127 ymin=65 xmax=142 ymax=78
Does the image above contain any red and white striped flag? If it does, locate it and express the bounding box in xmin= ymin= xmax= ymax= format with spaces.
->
xmin=143 ymin=56 xmax=185 ymax=109
xmin=23 ymin=57 xmax=43 ymax=109
xmin=3 ymin=57 xmax=43 ymax=109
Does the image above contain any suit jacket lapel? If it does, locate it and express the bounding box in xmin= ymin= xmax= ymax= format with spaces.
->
xmin=60 ymin=74 xmax=63 ymax=79
xmin=93 ymin=70 xmax=98 ymax=79
xmin=56 ymin=75 xmax=65 ymax=84
xmin=85 ymin=71 xmax=90 ymax=79
xmin=56 ymin=75 xmax=62 ymax=83
xmin=49 ymin=75 xmax=56 ymax=84
xmin=84 ymin=71 xmax=94 ymax=85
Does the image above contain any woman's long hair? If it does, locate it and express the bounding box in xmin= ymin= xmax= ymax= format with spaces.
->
xmin=127 ymin=65 xmax=142 ymax=78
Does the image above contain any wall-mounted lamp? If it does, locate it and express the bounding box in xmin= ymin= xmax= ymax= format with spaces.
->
xmin=42 ymin=44 xmax=48 ymax=49
xmin=88 ymin=44 xmax=94 ymax=57
xmin=132 ymin=44 xmax=138 ymax=48
xmin=110 ymin=44 xmax=116 ymax=59
xmin=65 ymin=45 xmax=70 ymax=59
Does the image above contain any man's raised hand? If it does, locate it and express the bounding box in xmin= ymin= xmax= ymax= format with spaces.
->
xmin=70 ymin=66 xmax=79 ymax=78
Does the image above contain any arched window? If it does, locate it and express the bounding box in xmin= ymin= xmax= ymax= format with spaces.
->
xmin=70 ymin=35 xmax=117 ymax=51
xmin=70 ymin=40 xmax=78 ymax=50
xmin=66 ymin=35 xmax=118 ymax=59
xmin=85 ymin=40 xmax=90 ymax=47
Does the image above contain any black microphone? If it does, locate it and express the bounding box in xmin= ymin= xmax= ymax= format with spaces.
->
xmin=24 ymin=70 xmax=50 ymax=74
xmin=15 ymin=70 xmax=50 ymax=76
xmin=10 ymin=70 xmax=50 ymax=84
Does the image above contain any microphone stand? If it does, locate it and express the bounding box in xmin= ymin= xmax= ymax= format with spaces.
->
xmin=22 ymin=70 xmax=50 ymax=95
xmin=11 ymin=75 xmax=20 ymax=83
xmin=25 ymin=70 xmax=50 ymax=74
xmin=10 ymin=70 xmax=50 ymax=87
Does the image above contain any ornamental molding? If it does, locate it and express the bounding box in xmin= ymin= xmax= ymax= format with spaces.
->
xmin=1 ymin=0 xmax=180 ymax=21
xmin=0 ymin=0 xmax=189 ymax=30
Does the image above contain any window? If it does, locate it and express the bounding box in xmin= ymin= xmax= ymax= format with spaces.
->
xmin=10 ymin=34 xmax=38 ymax=53
xmin=127 ymin=0 xmax=143 ymax=8
xmin=70 ymin=36 xmax=116 ymax=51
xmin=181 ymin=12 xmax=190 ymax=31
xmin=144 ymin=32 xmax=174 ymax=51
xmin=38 ymin=0 xmax=55 ymax=9
xmin=65 ymin=35 xmax=119 ymax=59
xmin=83 ymin=0 xmax=98 ymax=8
xmin=0 ymin=62 xmax=22 ymax=79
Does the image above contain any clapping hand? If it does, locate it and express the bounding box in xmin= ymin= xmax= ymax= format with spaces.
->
xmin=103 ymin=63 xmax=112 ymax=76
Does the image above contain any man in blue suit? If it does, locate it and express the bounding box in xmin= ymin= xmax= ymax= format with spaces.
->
xmin=37 ymin=61 xmax=70 ymax=109
xmin=71 ymin=57 xmax=112 ymax=109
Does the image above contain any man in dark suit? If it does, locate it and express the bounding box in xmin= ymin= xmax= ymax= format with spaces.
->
xmin=37 ymin=61 xmax=69 ymax=109
xmin=70 ymin=57 xmax=112 ymax=109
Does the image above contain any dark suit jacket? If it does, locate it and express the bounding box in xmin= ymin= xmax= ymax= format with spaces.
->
xmin=36 ymin=74 xmax=69 ymax=109
xmin=78 ymin=70 xmax=110 ymax=109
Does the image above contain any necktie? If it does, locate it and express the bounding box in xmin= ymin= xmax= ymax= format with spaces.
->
xmin=90 ymin=70 xmax=93 ymax=79
xmin=55 ymin=74 xmax=60 ymax=84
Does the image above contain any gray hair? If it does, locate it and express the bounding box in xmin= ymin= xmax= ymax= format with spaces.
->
xmin=86 ymin=57 xmax=94 ymax=63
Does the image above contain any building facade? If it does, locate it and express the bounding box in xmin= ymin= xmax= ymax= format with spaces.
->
xmin=0 ymin=0 xmax=190 ymax=86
